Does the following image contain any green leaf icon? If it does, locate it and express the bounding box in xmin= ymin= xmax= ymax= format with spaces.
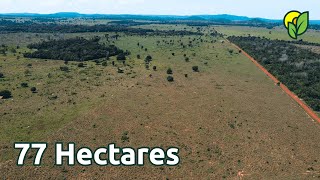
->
xmin=296 ymin=11 xmax=309 ymax=35
xmin=288 ymin=22 xmax=297 ymax=39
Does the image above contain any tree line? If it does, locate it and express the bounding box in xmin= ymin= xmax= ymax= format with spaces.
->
xmin=228 ymin=36 xmax=320 ymax=111
xmin=0 ymin=20 xmax=203 ymax=36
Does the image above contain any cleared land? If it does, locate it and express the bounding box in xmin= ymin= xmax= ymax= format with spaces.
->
xmin=0 ymin=24 xmax=320 ymax=179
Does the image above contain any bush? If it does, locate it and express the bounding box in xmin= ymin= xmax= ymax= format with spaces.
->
xmin=153 ymin=66 xmax=157 ymax=71
xmin=102 ymin=61 xmax=108 ymax=66
xmin=192 ymin=66 xmax=199 ymax=72
xmin=167 ymin=68 xmax=173 ymax=75
xmin=0 ymin=72 xmax=4 ymax=78
xmin=31 ymin=87 xmax=37 ymax=93
xmin=0 ymin=90 xmax=12 ymax=99
xmin=78 ymin=63 xmax=85 ymax=68
xmin=117 ymin=53 xmax=126 ymax=61
xmin=167 ymin=76 xmax=174 ymax=82
xmin=21 ymin=82 xmax=29 ymax=88
xmin=60 ymin=66 xmax=69 ymax=72
xmin=117 ymin=68 xmax=124 ymax=74
xmin=137 ymin=54 xmax=141 ymax=59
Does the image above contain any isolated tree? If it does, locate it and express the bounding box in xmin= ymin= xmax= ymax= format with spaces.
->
xmin=0 ymin=72 xmax=4 ymax=78
xmin=167 ymin=68 xmax=173 ymax=75
xmin=31 ymin=87 xmax=37 ymax=93
xmin=167 ymin=76 xmax=174 ymax=82
xmin=145 ymin=55 xmax=152 ymax=63
xmin=192 ymin=66 xmax=199 ymax=72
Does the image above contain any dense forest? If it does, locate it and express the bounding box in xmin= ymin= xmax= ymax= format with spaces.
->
xmin=0 ymin=20 xmax=202 ymax=35
xmin=228 ymin=36 xmax=320 ymax=111
xmin=24 ymin=37 xmax=125 ymax=61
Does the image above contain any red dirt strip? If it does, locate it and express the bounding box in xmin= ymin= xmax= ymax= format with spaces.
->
xmin=229 ymin=41 xmax=320 ymax=123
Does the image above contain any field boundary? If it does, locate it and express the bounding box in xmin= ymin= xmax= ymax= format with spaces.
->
xmin=228 ymin=40 xmax=320 ymax=123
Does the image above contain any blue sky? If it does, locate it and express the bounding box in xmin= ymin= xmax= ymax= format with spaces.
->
xmin=1 ymin=0 xmax=320 ymax=19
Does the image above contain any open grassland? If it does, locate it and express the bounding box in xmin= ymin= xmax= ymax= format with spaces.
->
xmin=0 ymin=24 xmax=320 ymax=179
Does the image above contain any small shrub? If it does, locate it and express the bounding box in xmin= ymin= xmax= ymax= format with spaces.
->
xmin=60 ymin=66 xmax=69 ymax=72
xmin=21 ymin=82 xmax=29 ymax=88
xmin=78 ymin=63 xmax=85 ymax=68
xmin=102 ymin=61 xmax=108 ymax=66
xmin=117 ymin=68 xmax=124 ymax=74
xmin=153 ymin=66 xmax=157 ymax=71
xmin=167 ymin=68 xmax=173 ymax=75
xmin=121 ymin=131 xmax=130 ymax=142
xmin=0 ymin=90 xmax=12 ymax=99
xmin=137 ymin=54 xmax=141 ymax=59
xmin=167 ymin=76 xmax=174 ymax=82
xmin=192 ymin=66 xmax=199 ymax=72
xmin=24 ymin=69 xmax=31 ymax=76
xmin=185 ymin=57 xmax=190 ymax=62
xmin=48 ymin=95 xmax=58 ymax=100
xmin=0 ymin=72 xmax=4 ymax=78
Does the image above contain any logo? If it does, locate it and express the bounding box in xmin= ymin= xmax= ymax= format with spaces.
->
xmin=283 ymin=11 xmax=309 ymax=39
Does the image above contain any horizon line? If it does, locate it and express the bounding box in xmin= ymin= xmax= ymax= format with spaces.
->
xmin=1 ymin=12 xmax=320 ymax=21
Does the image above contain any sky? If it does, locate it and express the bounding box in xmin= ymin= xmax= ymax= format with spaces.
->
xmin=1 ymin=0 xmax=320 ymax=20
